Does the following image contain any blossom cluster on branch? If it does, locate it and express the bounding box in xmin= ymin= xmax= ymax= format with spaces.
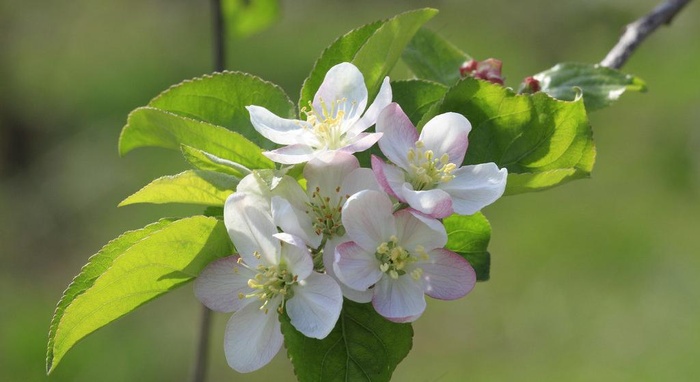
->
xmin=194 ymin=62 xmax=508 ymax=372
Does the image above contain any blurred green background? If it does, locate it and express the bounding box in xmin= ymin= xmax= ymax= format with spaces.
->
xmin=2 ymin=0 xmax=699 ymax=381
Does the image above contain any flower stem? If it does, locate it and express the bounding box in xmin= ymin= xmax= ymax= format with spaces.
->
xmin=191 ymin=306 xmax=213 ymax=382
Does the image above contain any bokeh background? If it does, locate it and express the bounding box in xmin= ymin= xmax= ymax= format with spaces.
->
xmin=2 ymin=0 xmax=699 ymax=381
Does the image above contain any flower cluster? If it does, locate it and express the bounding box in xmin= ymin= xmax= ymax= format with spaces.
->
xmin=194 ymin=62 xmax=508 ymax=372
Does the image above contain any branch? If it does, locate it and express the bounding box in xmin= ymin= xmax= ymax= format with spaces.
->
xmin=600 ymin=0 xmax=692 ymax=69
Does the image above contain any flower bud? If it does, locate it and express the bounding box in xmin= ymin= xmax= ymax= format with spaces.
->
xmin=518 ymin=76 xmax=541 ymax=94
xmin=459 ymin=58 xmax=505 ymax=86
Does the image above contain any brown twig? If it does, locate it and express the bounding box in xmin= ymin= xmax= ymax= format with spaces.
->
xmin=600 ymin=0 xmax=693 ymax=69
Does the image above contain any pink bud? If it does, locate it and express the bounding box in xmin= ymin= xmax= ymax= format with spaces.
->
xmin=459 ymin=59 xmax=478 ymax=77
xmin=459 ymin=58 xmax=505 ymax=86
xmin=519 ymin=76 xmax=541 ymax=94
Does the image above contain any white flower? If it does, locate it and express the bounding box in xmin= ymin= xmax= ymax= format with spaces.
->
xmin=333 ymin=190 xmax=476 ymax=322
xmin=372 ymin=103 xmax=508 ymax=218
xmin=194 ymin=192 xmax=342 ymax=373
xmin=246 ymin=62 xmax=392 ymax=164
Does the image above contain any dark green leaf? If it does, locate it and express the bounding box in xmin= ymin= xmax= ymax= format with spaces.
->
xmin=420 ymin=78 xmax=596 ymax=195
xmin=282 ymin=299 xmax=413 ymax=382
xmin=299 ymin=8 xmax=438 ymax=111
xmin=47 ymin=216 xmax=232 ymax=373
xmin=391 ymin=79 xmax=447 ymax=126
xmin=119 ymin=170 xmax=238 ymax=207
xmin=534 ymin=62 xmax=647 ymax=111
xmin=402 ymin=27 xmax=471 ymax=86
xmin=444 ymin=213 xmax=492 ymax=281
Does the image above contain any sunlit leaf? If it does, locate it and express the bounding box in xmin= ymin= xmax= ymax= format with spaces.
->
xmin=299 ymin=8 xmax=438 ymax=111
xmin=444 ymin=213 xmax=492 ymax=281
xmin=46 ymin=216 xmax=232 ymax=373
xmin=282 ymin=299 xmax=413 ymax=382
xmin=421 ymin=78 xmax=596 ymax=195
xmin=402 ymin=27 xmax=471 ymax=86
xmin=180 ymin=144 xmax=251 ymax=177
xmin=119 ymin=170 xmax=238 ymax=207
xmin=534 ymin=62 xmax=647 ymax=111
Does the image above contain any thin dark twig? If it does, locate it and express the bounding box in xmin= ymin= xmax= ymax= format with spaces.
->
xmin=601 ymin=0 xmax=693 ymax=69
xmin=191 ymin=2 xmax=226 ymax=382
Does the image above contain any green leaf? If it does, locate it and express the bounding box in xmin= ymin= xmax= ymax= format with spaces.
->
xmin=46 ymin=216 xmax=232 ymax=373
xmin=421 ymin=78 xmax=596 ymax=195
xmin=534 ymin=62 xmax=647 ymax=111
xmin=444 ymin=213 xmax=492 ymax=281
xmin=281 ymin=299 xmax=413 ymax=382
xmin=391 ymin=79 xmax=447 ymax=126
xmin=119 ymin=170 xmax=238 ymax=207
xmin=222 ymin=0 xmax=279 ymax=39
xmin=180 ymin=144 xmax=251 ymax=177
xmin=402 ymin=27 xmax=471 ymax=86
xmin=299 ymin=8 xmax=438 ymax=111
xmin=120 ymin=107 xmax=274 ymax=170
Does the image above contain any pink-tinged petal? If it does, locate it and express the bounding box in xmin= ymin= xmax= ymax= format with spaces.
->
xmin=263 ymin=144 xmax=319 ymax=165
xmin=341 ymin=190 xmax=396 ymax=252
xmin=333 ymin=241 xmax=383 ymax=291
xmin=440 ymin=163 xmax=507 ymax=215
xmin=286 ymin=272 xmax=343 ymax=338
xmin=385 ymin=313 xmax=421 ymax=323
xmin=371 ymin=155 xmax=405 ymax=201
xmin=340 ymin=168 xmax=380 ymax=196
xmin=224 ymin=193 xmax=280 ymax=266
xmin=247 ymin=105 xmax=317 ymax=146
xmin=313 ymin=62 xmax=368 ymax=125
xmin=376 ymin=103 xmax=418 ymax=169
xmin=276 ymin=235 xmax=313 ymax=280
xmin=339 ymin=132 xmax=382 ymax=155
xmin=401 ymin=184 xmax=454 ymax=219
xmin=223 ymin=300 xmax=283 ymax=373
xmin=420 ymin=248 xmax=476 ymax=300
xmin=194 ymin=255 xmax=256 ymax=313
xmin=372 ymin=274 xmax=426 ymax=321
xmin=394 ymin=209 xmax=448 ymax=252
xmin=305 ymin=151 xmax=359 ymax=197
xmin=323 ymin=237 xmax=373 ymax=303
xmin=271 ymin=196 xmax=321 ymax=249
xmin=347 ymin=76 xmax=393 ymax=136
xmin=419 ymin=112 xmax=471 ymax=165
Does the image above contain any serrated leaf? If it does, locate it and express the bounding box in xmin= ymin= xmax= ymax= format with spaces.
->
xmin=222 ymin=0 xmax=279 ymax=39
xmin=402 ymin=27 xmax=471 ymax=86
xmin=46 ymin=216 xmax=232 ymax=373
xmin=281 ymin=299 xmax=413 ymax=382
xmin=534 ymin=62 xmax=647 ymax=111
xmin=180 ymin=144 xmax=251 ymax=177
xmin=299 ymin=8 xmax=438 ymax=111
xmin=421 ymin=78 xmax=596 ymax=195
xmin=444 ymin=213 xmax=492 ymax=281
xmin=119 ymin=170 xmax=238 ymax=207
xmin=120 ymin=107 xmax=274 ymax=171
xmin=391 ymin=79 xmax=447 ymax=126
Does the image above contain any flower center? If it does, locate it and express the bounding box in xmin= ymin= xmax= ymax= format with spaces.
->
xmin=307 ymin=186 xmax=348 ymax=239
xmin=237 ymin=253 xmax=297 ymax=314
xmin=301 ymin=99 xmax=350 ymax=150
xmin=375 ymin=236 xmax=426 ymax=280
xmin=406 ymin=141 xmax=457 ymax=190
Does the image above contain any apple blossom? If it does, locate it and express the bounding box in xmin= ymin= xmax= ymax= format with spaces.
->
xmin=372 ymin=103 xmax=508 ymax=218
xmin=246 ymin=62 xmax=392 ymax=164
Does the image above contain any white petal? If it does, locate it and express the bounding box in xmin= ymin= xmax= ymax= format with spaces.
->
xmin=313 ymin=62 xmax=367 ymax=125
xmin=340 ymin=168 xmax=380 ymax=196
xmin=420 ymin=248 xmax=476 ymax=300
xmin=323 ymin=236 xmax=373 ymax=303
xmin=263 ymin=144 xmax=319 ymax=165
xmin=347 ymin=76 xmax=393 ymax=136
xmin=338 ymin=132 xmax=382 ymax=155
xmin=236 ymin=172 xmax=271 ymax=200
xmin=372 ymin=274 xmax=426 ymax=321
xmin=371 ymin=155 xmax=406 ymax=201
xmin=440 ymin=163 xmax=508 ymax=215
xmin=393 ymin=209 xmax=448 ymax=253
xmin=223 ymin=300 xmax=284 ymax=373
xmin=401 ymin=184 xmax=454 ymax=219
xmin=286 ymin=272 xmax=343 ymax=338
xmin=305 ymin=151 xmax=359 ymax=198
xmin=277 ymin=235 xmax=313 ymax=280
xmin=224 ymin=192 xmax=280 ymax=266
xmin=341 ymin=190 xmax=396 ymax=252
xmin=194 ymin=255 xmax=256 ymax=313
xmin=333 ymin=241 xmax=383 ymax=291
xmin=271 ymin=196 xmax=321 ymax=249
xmin=419 ymin=112 xmax=471 ymax=165
xmin=376 ymin=103 xmax=418 ymax=169
xmin=247 ymin=105 xmax=317 ymax=146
